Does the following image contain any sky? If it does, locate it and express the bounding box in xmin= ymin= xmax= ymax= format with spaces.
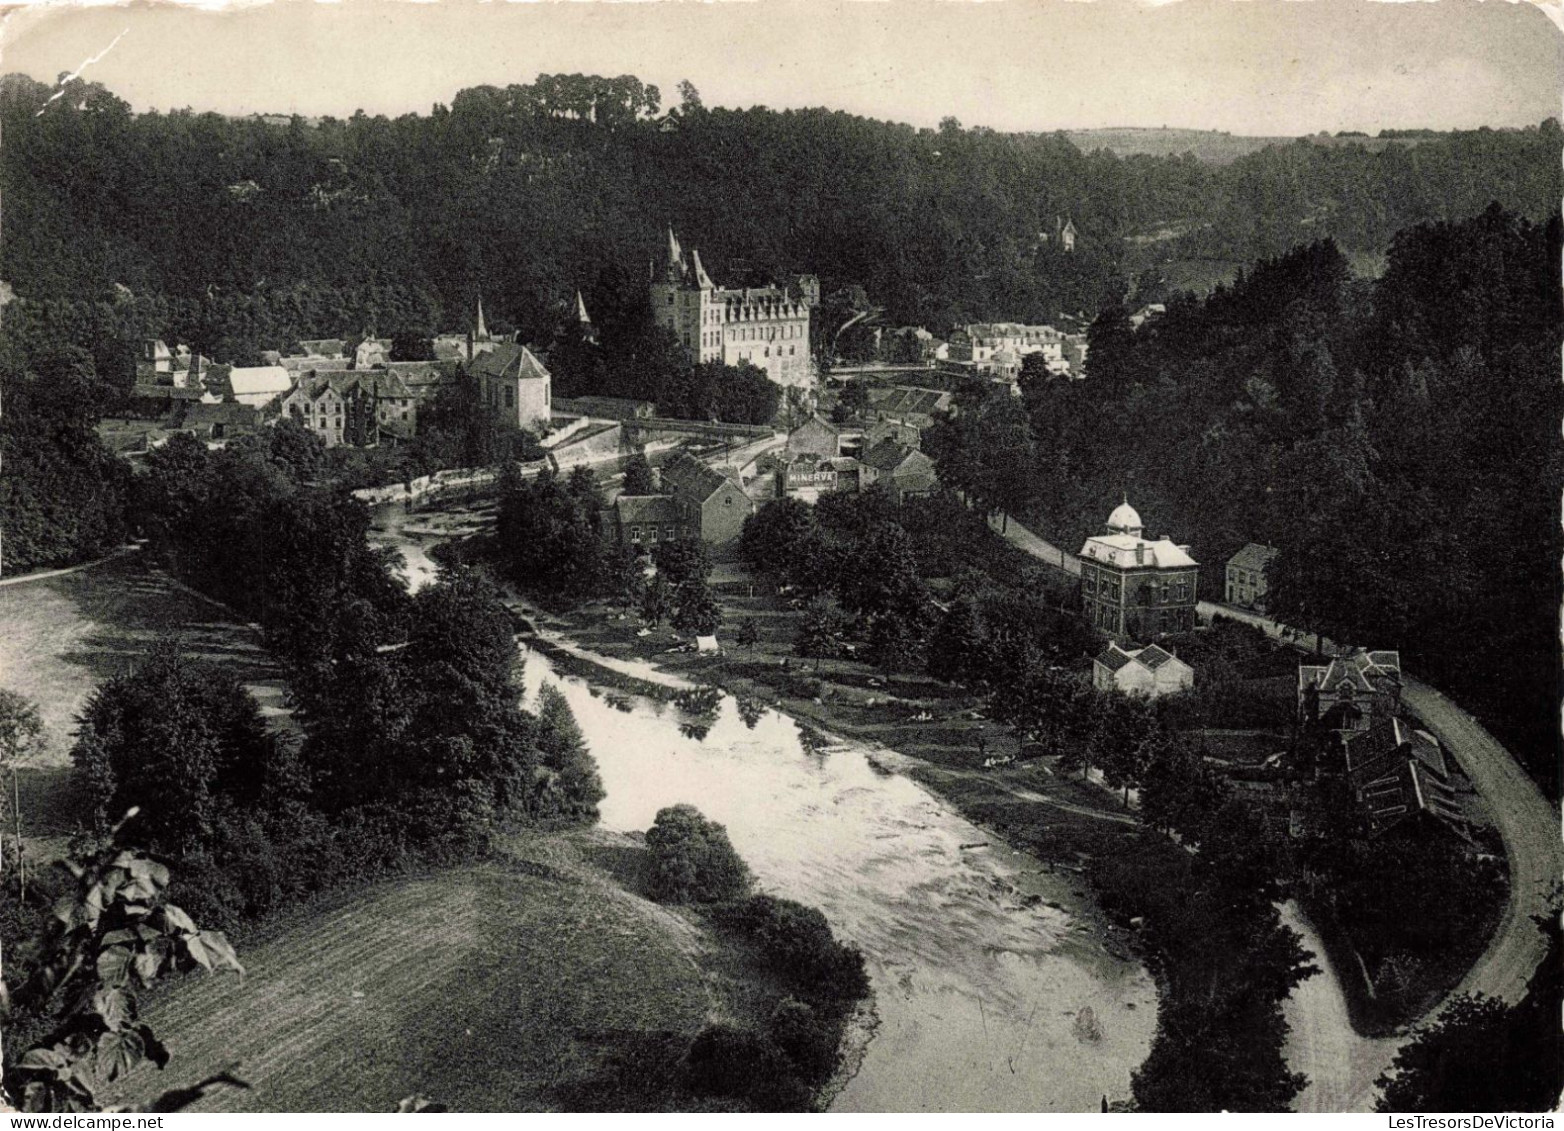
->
xmin=1 ymin=0 xmax=1559 ymax=136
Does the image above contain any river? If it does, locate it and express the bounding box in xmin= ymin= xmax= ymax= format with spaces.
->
xmin=370 ymin=501 xmax=1156 ymax=1111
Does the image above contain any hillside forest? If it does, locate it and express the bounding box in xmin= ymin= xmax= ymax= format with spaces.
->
xmin=0 ymin=70 xmax=1558 ymax=369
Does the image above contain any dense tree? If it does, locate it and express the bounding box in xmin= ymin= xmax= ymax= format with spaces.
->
xmin=495 ymin=467 xmax=606 ymax=601
xmin=621 ymin=451 xmax=656 ymax=495
xmin=73 ymin=643 xmax=275 ymax=855
xmin=533 ymin=683 xmax=605 ymax=822
xmin=1376 ymin=917 xmax=1562 ymax=1113
xmin=644 ymin=804 xmax=751 ymax=904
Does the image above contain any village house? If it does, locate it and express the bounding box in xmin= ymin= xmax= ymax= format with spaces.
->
xmin=176 ymin=401 xmax=264 ymax=444
xmin=383 ymin=360 xmax=458 ymax=404
xmin=354 ymin=337 xmax=393 ymax=369
xmin=862 ymin=416 xmax=921 ymax=451
xmin=1226 ymin=543 xmax=1280 ymax=609
xmin=1078 ymin=500 xmax=1200 ymax=640
xmin=1345 ymin=715 xmax=1467 ymax=838
xmin=279 ymin=370 xmax=417 ymax=448
xmin=651 ymin=228 xmax=815 ymax=390
xmin=659 ymin=450 xmax=754 ymax=544
xmin=471 ymin=342 xmax=553 ymax=431
xmin=603 ymin=494 xmax=695 ymax=548
xmin=1092 ymin=641 xmax=1194 ymax=698
xmin=867 ymin=386 xmax=951 ymax=430
xmin=1298 ymin=649 xmax=1404 ymax=737
xmin=860 ymin=440 xmax=938 ymax=505
xmin=134 ymin=340 xmax=211 ymax=393
xmin=785 ymin=414 xmax=841 ymax=459
xmin=212 ymin=364 xmax=294 ymax=409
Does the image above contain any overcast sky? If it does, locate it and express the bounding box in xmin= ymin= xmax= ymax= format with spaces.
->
xmin=2 ymin=0 xmax=1559 ymax=136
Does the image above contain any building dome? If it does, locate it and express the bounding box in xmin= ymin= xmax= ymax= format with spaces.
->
xmin=1107 ymin=500 xmax=1143 ymax=535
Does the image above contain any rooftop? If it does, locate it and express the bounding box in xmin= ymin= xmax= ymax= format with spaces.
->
xmin=1229 ymin=542 xmax=1280 ymax=571
xmin=1080 ymin=533 xmax=1198 ymax=570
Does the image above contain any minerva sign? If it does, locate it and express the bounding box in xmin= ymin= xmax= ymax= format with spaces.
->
xmin=784 ymin=465 xmax=839 ymax=489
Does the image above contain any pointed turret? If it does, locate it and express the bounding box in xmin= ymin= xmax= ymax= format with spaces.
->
xmin=691 ymin=249 xmax=716 ymax=290
xmin=656 ymin=226 xmax=694 ymax=285
xmin=577 ymin=290 xmax=600 ymax=344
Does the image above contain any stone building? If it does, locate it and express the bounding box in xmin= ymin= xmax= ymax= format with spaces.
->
xmin=659 ymin=450 xmax=753 ymax=544
xmin=785 ymin=414 xmax=841 ymax=460
xmin=1077 ymin=499 xmax=1200 ymax=640
xmin=604 ymin=495 xmax=695 ymax=548
xmin=1298 ymin=649 xmax=1403 ymax=738
xmin=471 ymin=342 xmax=552 ymax=431
xmin=278 ymin=370 xmax=416 ymax=447
xmin=860 ymin=441 xmax=938 ymax=505
xmin=1226 ymin=543 xmax=1279 ymax=610
xmin=650 ymin=228 xmax=814 ymax=390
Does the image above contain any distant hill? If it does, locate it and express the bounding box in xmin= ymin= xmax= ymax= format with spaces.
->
xmin=1065 ymin=127 xmax=1436 ymax=164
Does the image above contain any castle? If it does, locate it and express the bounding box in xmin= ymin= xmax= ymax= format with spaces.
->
xmin=650 ymin=228 xmax=817 ymax=390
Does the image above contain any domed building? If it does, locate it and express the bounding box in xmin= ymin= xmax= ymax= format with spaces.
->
xmin=1078 ymin=498 xmax=1200 ymax=641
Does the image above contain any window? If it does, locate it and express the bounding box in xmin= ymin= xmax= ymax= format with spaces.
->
xmin=630 ymin=525 xmax=642 ymax=543
xmin=504 ymin=386 xmax=515 ymax=408
xmin=665 ymin=526 xmax=675 ymax=540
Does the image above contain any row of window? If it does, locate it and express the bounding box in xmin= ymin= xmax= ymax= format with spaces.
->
xmin=1083 ymin=575 xmax=1121 ymax=600
xmin=628 ymin=524 xmax=682 ymax=543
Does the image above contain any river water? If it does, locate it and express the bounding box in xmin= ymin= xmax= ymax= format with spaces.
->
xmin=370 ymin=501 xmax=1155 ymax=1110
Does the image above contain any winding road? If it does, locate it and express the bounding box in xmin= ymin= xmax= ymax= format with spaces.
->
xmin=985 ymin=510 xmax=1562 ymax=1111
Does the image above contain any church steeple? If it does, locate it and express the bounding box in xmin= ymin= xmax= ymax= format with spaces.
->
xmin=475 ymin=297 xmax=489 ymax=342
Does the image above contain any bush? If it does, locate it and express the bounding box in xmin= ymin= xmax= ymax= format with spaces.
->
xmin=768 ymin=998 xmax=840 ymax=1082
xmin=683 ymin=1024 xmax=814 ymax=1111
xmin=712 ymin=894 xmax=871 ymax=1007
xmin=644 ymin=804 xmax=751 ymax=904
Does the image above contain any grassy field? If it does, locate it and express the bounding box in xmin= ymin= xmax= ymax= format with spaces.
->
xmin=109 ymin=830 xmax=785 ymax=1113
xmin=0 ymin=555 xmax=286 ymax=855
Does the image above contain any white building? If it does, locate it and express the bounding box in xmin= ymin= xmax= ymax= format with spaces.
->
xmin=1092 ymin=642 xmax=1194 ymax=698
